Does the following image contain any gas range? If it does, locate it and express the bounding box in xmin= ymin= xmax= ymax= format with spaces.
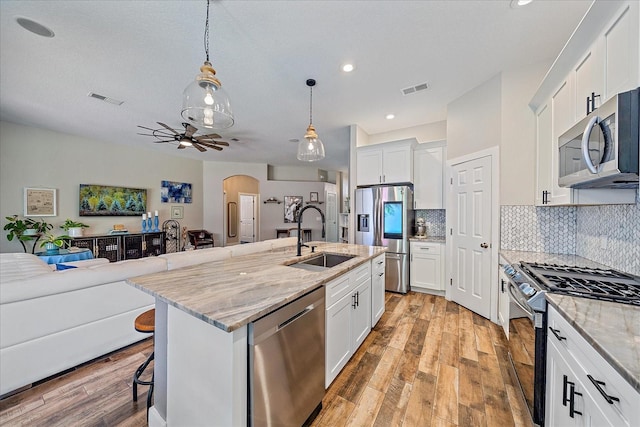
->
xmin=502 ymin=261 xmax=640 ymax=311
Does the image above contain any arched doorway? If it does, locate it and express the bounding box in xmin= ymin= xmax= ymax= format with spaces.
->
xmin=223 ymin=175 xmax=260 ymax=246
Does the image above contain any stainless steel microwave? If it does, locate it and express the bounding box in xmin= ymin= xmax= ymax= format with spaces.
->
xmin=558 ymin=87 xmax=639 ymax=188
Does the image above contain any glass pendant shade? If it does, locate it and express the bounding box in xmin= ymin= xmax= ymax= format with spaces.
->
xmin=182 ymin=62 xmax=234 ymax=129
xmin=297 ymin=124 xmax=325 ymax=162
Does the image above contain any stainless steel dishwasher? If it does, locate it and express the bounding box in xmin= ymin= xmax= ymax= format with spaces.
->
xmin=248 ymin=286 xmax=325 ymax=427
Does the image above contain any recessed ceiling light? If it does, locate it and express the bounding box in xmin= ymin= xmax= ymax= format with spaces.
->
xmin=342 ymin=63 xmax=355 ymax=73
xmin=16 ymin=17 xmax=55 ymax=38
xmin=510 ymin=0 xmax=533 ymax=8
xmin=386 ymin=114 xmax=395 ymax=120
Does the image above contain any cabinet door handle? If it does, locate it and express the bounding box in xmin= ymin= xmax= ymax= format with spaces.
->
xmin=377 ymin=261 xmax=384 ymax=265
xmin=549 ymin=327 xmax=566 ymax=341
xmin=378 ymin=272 xmax=384 ymax=277
xmin=501 ymin=279 xmax=505 ymax=293
xmin=356 ymin=291 xmax=359 ymax=307
xmin=587 ymin=375 xmax=620 ymax=404
xmin=379 ymin=175 xmax=382 ymax=183
xmin=569 ymin=383 xmax=582 ymax=418
xmin=419 ymin=247 xmax=431 ymax=250
xmin=352 ymin=294 xmax=357 ymax=309
xmin=562 ymin=375 xmax=571 ymax=407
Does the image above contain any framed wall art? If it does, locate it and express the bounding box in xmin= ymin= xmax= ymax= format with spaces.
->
xmin=24 ymin=187 xmax=57 ymax=216
xmin=309 ymin=192 xmax=319 ymax=202
xmin=171 ymin=205 xmax=184 ymax=219
xmin=79 ymin=184 xmax=147 ymax=216
xmin=284 ymin=195 xmax=303 ymax=223
xmin=161 ymin=180 xmax=192 ymax=203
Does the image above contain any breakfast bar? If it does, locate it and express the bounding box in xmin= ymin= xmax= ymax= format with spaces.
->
xmin=126 ymin=242 xmax=385 ymax=426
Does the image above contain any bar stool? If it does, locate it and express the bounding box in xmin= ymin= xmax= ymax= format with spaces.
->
xmin=132 ymin=308 xmax=155 ymax=419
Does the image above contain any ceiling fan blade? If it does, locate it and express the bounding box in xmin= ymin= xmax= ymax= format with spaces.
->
xmin=137 ymin=133 xmax=158 ymax=137
xmin=198 ymin=133 xmax=222 ymax=140
xmin=157 ymin=122 xmax=180 ymax=135
xmin=195 ymin=137 xmax=229 ymax=146
xmin=198 ymin=142 xmax=223 ymax=151
xmin=154 ymin=139 xmax=176 ymax=143
xmin=137 ymin=125 xmax=157 ymax=132
xmin=184 ymin=124 xmax=198 ymax=138
xmin=192 ymin=142 xmax=207 ymax=152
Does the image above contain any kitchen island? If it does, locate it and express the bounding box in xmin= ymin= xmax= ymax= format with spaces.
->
xmin=127 ymin=242 xmax=385 ymax=427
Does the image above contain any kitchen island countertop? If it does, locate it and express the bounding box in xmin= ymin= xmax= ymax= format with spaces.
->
xmin=127 ymin=242 xmax=386 ymax=332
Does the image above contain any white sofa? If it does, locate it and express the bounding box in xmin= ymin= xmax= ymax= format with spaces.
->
xmin=0 ymin=237 xmax=297 ymax=396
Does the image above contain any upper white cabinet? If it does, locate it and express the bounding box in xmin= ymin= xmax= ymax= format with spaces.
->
xmin=413 ymin=141 xmax=446 ymax=209
xmin=356 ymin=139 xmax=416 ymax=186
xmin=532 ymin=0 xmax=639 ymax=206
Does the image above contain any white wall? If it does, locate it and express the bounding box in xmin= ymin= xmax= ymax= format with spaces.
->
xmin=260 ymin=181 xmax=328 ymax=241
xmin=446 ymin=74 xmax=502 ymax=161
xmin=500 ymin=61 xmax=550 ymax=205
xmin=0 ymin=121 xmax=204 ymax=253
xmin=365 ymin=120 xmax=447 ymax=146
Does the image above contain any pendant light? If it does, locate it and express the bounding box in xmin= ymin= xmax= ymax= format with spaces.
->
xmin=181 ymin=0 xmax=234 ymax=129
xmin=297 ymin=79 xmax=325 ymax=162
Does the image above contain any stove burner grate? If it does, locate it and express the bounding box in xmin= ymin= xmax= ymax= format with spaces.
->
xmin=519 ymin=262 xmax=640 ymax=306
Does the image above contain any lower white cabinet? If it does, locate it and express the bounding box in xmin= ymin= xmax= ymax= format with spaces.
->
xmin=409 ymin=241 xmax=444 ymax=293
xmin=325 ymin=261 xmax=372 ymax=388
xmin=371 ymin=253 xmax=385 ymax=327
xmin=546 ymin=305 xmax=639 ymax=426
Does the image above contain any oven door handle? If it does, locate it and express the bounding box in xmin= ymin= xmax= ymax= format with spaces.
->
xmin=507 ymin=283 xmax=534 ymax=320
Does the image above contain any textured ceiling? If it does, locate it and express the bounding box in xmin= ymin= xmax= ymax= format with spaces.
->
xmin=0 ymin=0 xmax=592 ymax=171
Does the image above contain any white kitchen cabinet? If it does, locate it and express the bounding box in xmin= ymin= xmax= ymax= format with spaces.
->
xmin=497 ymin=266 xmax=510 ymax=338
xmin=325 ymin=279 xmax=352 ymax=388
xmin=534 ymin=79 xmax=636 ymax=206
xmin=546 ymin=305 xmax=639 ymax=427
xmin=356 ymin=139 xmax=416 ymax=186
xmin=325 ymin=261 xmax=372 ymax=388
xmin=409 ymin=241 xmax=444 ymax=293
xmin=604 ymin=3 xmax=639 ymax=100
xmin=413 ymin=142 xmax=445 ymax=209
xmin=532 ymin=0 xmax=638 ymax=206
xmin=371 ymin=253 xmax=385 ymax=327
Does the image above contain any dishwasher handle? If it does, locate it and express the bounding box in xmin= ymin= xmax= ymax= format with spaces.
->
xmin=278 ymin=305 xmax=314 ymax=330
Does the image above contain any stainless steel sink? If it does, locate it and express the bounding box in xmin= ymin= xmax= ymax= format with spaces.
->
xmin=288 ymin=253 xmax=356 ymax=271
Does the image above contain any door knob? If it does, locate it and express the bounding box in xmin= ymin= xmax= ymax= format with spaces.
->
xmin=480 ymin=243 xmax=489 ymax=249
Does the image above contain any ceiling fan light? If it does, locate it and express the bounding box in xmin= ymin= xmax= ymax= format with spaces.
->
xmin=182 ymin=62 xmax=234 ymax=130
xmin=179 ymin=138 xmax=193 ymax=147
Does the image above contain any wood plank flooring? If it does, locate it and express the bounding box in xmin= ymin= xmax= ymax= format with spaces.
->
xmin=0 ymin=292 xmax=533 ymax=427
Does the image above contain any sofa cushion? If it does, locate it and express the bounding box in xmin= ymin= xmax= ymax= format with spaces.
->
xmin=0 ymin=253 xmax=52 ymax=283
xmin=0 ymin=256 xmax=167 ymax=304
xmin=160 ymin=248 xmax=232 ymax=270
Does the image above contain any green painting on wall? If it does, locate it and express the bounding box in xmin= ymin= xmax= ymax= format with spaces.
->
xmin=79 ymin=184 xmax=147 ymax=216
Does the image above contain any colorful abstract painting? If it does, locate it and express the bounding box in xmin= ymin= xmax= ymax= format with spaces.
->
xmin=79 ymin=184 xmax=147 ymax=216
xmin=161 ymin=180 xmax=192 ymax=203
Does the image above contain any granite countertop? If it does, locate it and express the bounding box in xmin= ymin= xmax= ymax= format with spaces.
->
xmin=127 ymin=242 xmax=386 ymax=333
xmin=409 ymin=236 xmax=446 ymax=243
xmin=546 ymin=294 xmax=640 ymax=393
xmin=500 ymin=250 xmax=640 ymax=393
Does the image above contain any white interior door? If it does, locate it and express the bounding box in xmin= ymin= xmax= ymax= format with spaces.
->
xmin=450 ymin=155 xmax=492 ymax=318
xmin=325 ymin=191 xmax=337 ymax=242
xmin=239 ymin=194 xmax=256 ymax=243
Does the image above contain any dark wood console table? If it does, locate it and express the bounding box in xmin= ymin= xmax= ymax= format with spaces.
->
xmin=69 ymin=232 xmax=164 ymax=262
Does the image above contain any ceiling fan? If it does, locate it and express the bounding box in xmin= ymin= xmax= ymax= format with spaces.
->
xmin=137 ymin=122 xmax=230 ymax=152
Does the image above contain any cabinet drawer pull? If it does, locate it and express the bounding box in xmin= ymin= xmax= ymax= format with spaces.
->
xmin=562 ymin=375 xmax=570 ymax=406
xmin=377 ymin=261 xmax=384 ymax=265
xmin=587 ymin=375 xmax=620 ymax=404
xmin=549 ymin=327 xmax=566 ymax=341
xmin=419 ymin=247 xmax=431 ymax=250
xmin=569 ymin=384 xmax=582 ymax=418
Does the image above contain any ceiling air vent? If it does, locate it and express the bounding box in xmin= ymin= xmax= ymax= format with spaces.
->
xmin=87 ymin=92 xmax=124 ymax=106
xmin=401 ymin=82 xmax=429 ymax=96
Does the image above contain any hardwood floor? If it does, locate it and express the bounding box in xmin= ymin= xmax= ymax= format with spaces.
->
xmin=0 ymin=293 xmax=532 ymax=427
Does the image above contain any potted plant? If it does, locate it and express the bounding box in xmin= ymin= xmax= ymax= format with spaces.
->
xmin=4 ymin=215 xmax=52 ymax=252
xmin=40 ymin=232 xmax=70 ymax=253
xmin=61 ymin=219 xmax=89 ymax=237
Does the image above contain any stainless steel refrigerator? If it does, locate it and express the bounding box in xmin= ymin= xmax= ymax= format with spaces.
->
xmin=355 ymin=185 xmax=414 ymax=294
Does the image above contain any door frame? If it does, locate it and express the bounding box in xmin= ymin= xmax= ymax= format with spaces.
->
xmin=445 ymin=146 xmax=500 ymax=323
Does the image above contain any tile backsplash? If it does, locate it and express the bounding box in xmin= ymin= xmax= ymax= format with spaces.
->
xmin=500 ymin=205 xmax=577 ymax=254
xmin=415 ymin=209 xmax=446 ymax=237
xmin=501 ymin=196 xmax=639 ymax=276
